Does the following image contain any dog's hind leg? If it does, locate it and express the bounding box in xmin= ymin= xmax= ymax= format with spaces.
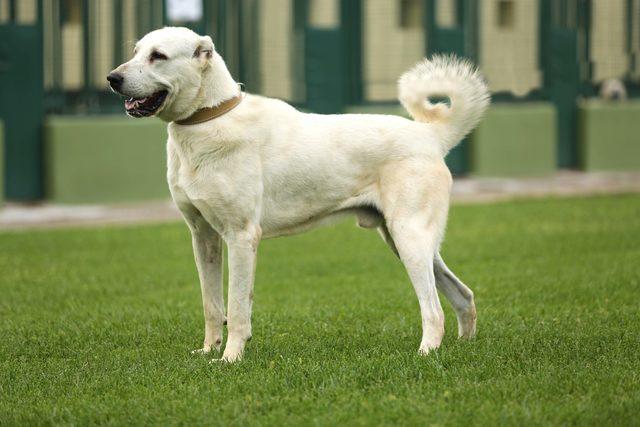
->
xmin=386 ymin=213 xmax=446 ymax=355
xmin=377 ymin=228 xmax=476 ymax=339
xmin=433 ymin=253 xmax=476 ymax=339
xmin=377 ymin=223 xmax=399 ymax=257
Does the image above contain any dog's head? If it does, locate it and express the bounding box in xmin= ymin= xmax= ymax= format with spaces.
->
xmin=599 ymin=78 xmax=628 ymax=102
xmin=107 ymin=27 xmax=216 ymax=122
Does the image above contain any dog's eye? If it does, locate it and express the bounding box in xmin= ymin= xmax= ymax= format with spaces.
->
xmin=150 ymin=51 xmax=168 ymax=62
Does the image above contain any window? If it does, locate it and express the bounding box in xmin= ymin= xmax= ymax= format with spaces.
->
xmin=497 ymin=0 xmax=514 ymax=29
xmin=400 ymin=0 xmax=423 ymax=29
xmin=62 ymin=0 xmax=82 ymax=25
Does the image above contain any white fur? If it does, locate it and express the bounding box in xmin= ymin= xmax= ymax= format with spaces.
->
xmin=110 ymin=27 xmax=489 ymax=362
xmin=398 ymin=55 xmax=490 ymax=152
xmin=599 ymin=78 xmax=627 ymax=101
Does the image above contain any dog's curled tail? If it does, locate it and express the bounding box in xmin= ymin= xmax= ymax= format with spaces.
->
xmin=398 ymin=54 xmax=490 ymax=153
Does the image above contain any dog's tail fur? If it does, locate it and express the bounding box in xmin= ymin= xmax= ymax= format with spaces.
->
xmin=398 ymin=55 xmax=490 ymax=153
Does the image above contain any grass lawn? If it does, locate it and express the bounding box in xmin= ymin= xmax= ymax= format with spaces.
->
xmin=1 ymin=194 xmax=639 ymax=425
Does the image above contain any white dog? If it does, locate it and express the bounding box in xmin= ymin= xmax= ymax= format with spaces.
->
xmin=108 ymin=27 xmax=489 ymax=362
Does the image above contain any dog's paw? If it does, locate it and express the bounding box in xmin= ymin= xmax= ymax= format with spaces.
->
xmin=418 ymin=346 xmax=437 ymax=356
xmin=191 ymin=347 xmax=212 ymax=355
xmin=457 ymin=305 xmax=477 ymax=339
xmin=191 ymin=339 xmax=222 ymax=355
xmin=209 ymin=353 xmax=242 ymax=364
xmin=418 ymin=336 xmax=443 ymax=356
xmin=223 ymin=351 xmax=243 ymax=363
xmin=210 ymin=345 xmax=244 ymax=363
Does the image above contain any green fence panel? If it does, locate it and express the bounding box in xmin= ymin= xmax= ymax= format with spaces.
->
xmin=579 ymin=100 xmax=640 ymax=171
xmin=471 ymin=103 xmax=557 ymax=177
xmin=45 ymin=116 xmax=169 ymax=204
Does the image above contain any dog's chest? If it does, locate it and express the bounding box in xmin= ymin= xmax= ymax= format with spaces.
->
xmin=167 ymin=136 xmax=261 ymax=229
xmin=170 ymin=149 xmax=232 ymax=202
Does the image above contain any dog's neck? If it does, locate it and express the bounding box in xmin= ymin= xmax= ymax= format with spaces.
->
xmin=197 ymin=53 xmax=240 ymax=111
xmin=163 ymin=52 xmax=240 ymax=123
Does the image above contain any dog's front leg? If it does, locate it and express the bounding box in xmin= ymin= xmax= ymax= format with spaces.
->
xmin=219 ymin=225 xmax=261 ymax=363
xmin=184 ymin=212 xmax=226 ymax=354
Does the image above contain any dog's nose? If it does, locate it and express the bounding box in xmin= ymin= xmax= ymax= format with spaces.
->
xmin=107 ymin=72 xmax=124 ymax=90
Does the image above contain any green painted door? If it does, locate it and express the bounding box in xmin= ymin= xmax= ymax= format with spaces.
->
xmin=303 ymin=0 xmax=362 ymax=113
xmin=0 ymin=24 xmax=44 ymax=200
xmin=548 ymin=28 xmax=580 ymax=168
xmin=305 ymin=28 xmax=345 ymax=114
xmin=426 ymin=0 xmax=476 ymax=175
xmin=542 ymin=0 xmax=590 ymax=169
xmin=340 ymin=0 xmax=363 ymax=106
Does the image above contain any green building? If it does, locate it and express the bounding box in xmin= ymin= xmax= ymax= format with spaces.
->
xmin=0 ymin=0 xmax=639 ymax=203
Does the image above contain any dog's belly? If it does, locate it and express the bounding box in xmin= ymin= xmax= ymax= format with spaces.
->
xmin=256 ymin=134 xmax=386 ymax=237
xmin=259 ymin=192 xmax=354 ymax=238
xmin=260 ymin=205 xmax=381 ymax=239
xmin=260 ymin=208 xmax=353 ymax=238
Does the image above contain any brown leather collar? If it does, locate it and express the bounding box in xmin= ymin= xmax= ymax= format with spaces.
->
xmin=175 ymin=94 xmax=244 ymax=125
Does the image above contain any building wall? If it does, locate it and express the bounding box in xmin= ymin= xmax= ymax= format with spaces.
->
xmin=591 ymin=0 xmax=628 ymax=82
xmin=259 ymin=0 xmax=295 ymax=100
xmin=0 ymin=0 xmax=7 ymax=22
xmin=0 ymin=0 xmax=36 ymax=23
xmin=17 ymin=0 xmax=37 ymax=23
xmin=33 ymin=0 xmax=639 ymax=98
xmin=39 ymin=0 xmax=301 ymax=100
xmin=436 ymin=0 xmax=457 ymax=27
xmin=122 ymin=0 xmax=139 ymax=60
xmin=42 ymin=0 xmax=55 ymax=88
xmin=62 ymin=24 xmax=84 ymax=89
xmin=93 ymin=0 xmax=114 ymax=89
xmin=41 ymin=0 xmax=147 ymax=91
xmin=308 ymin=0 xmax=339 ymax=28
xmin=363 ymin=0 xmax=425 ymax=101
xmin=632 ymin=0 xmax=640 ymax=79
xmin=479 ymin=0 xmax=541 ymax=96
xmin=4 ymin=0 xmax=640 ymax=205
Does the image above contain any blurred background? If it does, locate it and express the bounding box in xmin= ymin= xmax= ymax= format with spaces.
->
xmin=0 ymin=0 xmax=638 ymax=205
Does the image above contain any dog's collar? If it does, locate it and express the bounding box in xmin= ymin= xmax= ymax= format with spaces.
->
xmin=174 ymin=93 xmax=244 ymax=125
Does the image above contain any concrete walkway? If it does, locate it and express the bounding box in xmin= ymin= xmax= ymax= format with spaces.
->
xmin=1 ymin=171 xmax=639 ymax=230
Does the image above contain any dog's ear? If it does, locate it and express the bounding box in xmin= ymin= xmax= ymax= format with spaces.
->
xmin=193 ymin=35 xmax=214 ymax=64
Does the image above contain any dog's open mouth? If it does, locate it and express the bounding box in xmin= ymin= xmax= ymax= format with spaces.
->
xmin=124 ymin=90 xmax=168 ymax=117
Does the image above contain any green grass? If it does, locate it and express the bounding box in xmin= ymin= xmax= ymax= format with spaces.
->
xmin=1 ymin=195 xmax=639 ymax=426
